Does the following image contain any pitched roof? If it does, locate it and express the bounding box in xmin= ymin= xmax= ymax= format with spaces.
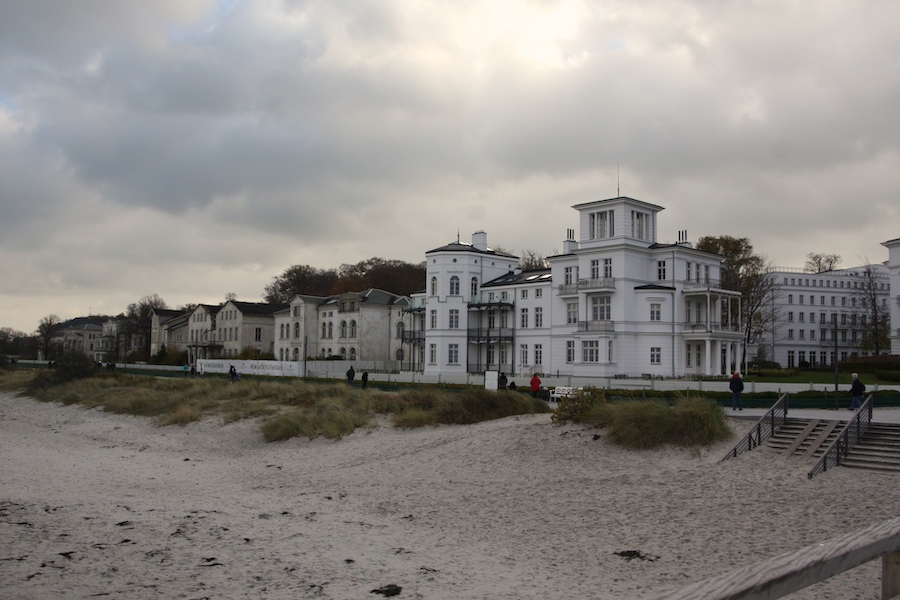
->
xmin=426 ymin=240 xmax=518 ymax=258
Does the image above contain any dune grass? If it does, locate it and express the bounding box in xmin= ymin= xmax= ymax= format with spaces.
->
xmin=0 ymin=367 xmax=551 ymax=442
xmin=553 ymin=391 xmax=733 ymax=449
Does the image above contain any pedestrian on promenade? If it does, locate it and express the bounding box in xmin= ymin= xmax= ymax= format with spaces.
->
xmin=849 ymin=373 xmax=865 ymax=410
xmin=730 ymin=371 xmax=744 ymax=411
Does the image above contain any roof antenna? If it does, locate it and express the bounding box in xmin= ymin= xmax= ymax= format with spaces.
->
xmin=457 ymin=229 xmax=460 ymax=243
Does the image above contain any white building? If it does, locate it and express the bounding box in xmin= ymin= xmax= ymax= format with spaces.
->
xmin=410 ymin=197 xmax=744 ymax=379
xmin=274 ymin=289 xmax=412 ymax=364
xmin=759 ymin=263 xmax=892 ymax=368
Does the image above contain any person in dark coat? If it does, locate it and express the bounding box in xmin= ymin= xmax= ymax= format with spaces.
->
xmin=849 ymin=372 xmax=865 ymax=410
xmin=498 ymin=372 xmax=507 ymax=390
xmin=729 ymin=372 xmax=744 ymax=411
xmin=346 ymin=365 xmax=355 ymax=385
xmin=361 ymin=371 xmax=369 ymax=389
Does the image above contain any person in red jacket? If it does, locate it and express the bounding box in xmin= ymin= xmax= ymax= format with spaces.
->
xmin=530 ymin=374 xmax=542 ymax=398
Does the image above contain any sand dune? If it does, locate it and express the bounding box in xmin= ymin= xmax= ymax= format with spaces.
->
xmin=1 ymin=391 xmax=898 ymax=599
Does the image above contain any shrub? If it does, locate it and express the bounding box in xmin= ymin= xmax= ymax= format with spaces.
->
xmin=551 ymin=387 xmax=607 ymax=424
xmin=54 ymin=352 xmax=99 ymax=382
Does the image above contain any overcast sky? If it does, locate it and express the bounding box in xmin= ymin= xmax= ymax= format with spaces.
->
xmin=1 ymin=0 xmax=898 ymax=333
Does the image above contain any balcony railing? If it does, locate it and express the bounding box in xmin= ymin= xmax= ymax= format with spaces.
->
xmin=577 ymin=320 xmax=615 ymax=332
xmin=403 ymin=298 xmax=426 ymax=312
xmin=681 ymin=321 xmax=741 ymax=333
xmin=467 ymin=327 xmax=515 ymax=343
xmin=557 ymin=278 xmax=616 ymax=296
xmin=683 ymin=279 xmax=736 ymax=292
xmin=467 ymin=293 xmax=514 ymax=308
xmin=400 ymin=331 xmax=425 ymax=343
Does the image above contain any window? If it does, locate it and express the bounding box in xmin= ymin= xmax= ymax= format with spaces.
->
xmin=471 ymin=277 xmax=478 ymax=297
xmin=788 ymin=294 xmax=793 ymax=304
xmin=449 ymin=309 xmax=459 ymax=329
xmin=499 ymin=347 xmax=507 ymax=366
xmin=255 ymin=327 xmax=262 ymax=342
xmin=657 ymin=260 xmax=666 ymax=280
xmin=686 ymin=343 xmax=692 ymax=367
xmin=566 ymin=341 xmax=575 ymax=363
xmin=564 ymin=267 xmax=574 ymax=285
xmin=591 ymin=259 xmax=600 ymax=280
xmin=520 ymin=344 xmax=528 ymax=365
xmin=631 ymin=211 xmax=648 ymax=240
xmin=650 ymin=303 xmax=661 ymax=321
xmin=603 ymin=258 xmax=612 ymax=278
xmin=788 ymin=329 xmax=794 ymax=340
xmin=487 ymin=345 xmax=495 ymax=365
xmin=429 ymin=344 xmax=436 ymax=364
xmin=590 ymin=210 xmax=614 ymax=238
xmin=280 ymin=324 xmax=285 ymax=339
xmin=591 ymin=296 xmax=611 ymax=321
xmin=650 ymin=347 xmax=661 ymax=365
xmin=788 ymin=311 xmax=794 ymax=322
xmin=430 ymin=310 xmax=437 ymax=329
xmin=799 ymin=330 xmax=805 ymax=340
xmin=521 ymin=289 xmax=528 ymax=299
xmin=799 ymin=295 xmax=804 ymax=304
xmin=430 ymin=277 xmax=437 ymax=296
xmin=534 ymin=344 xmax=543 ymax=365
xmin=535 ymin=306 xmax=543 ymax=327
xmin=535 ymin=288 xmax=542 ymax=298
xmin=608 ymin=340 xmax=614 ymax=362
xmin=583 ymin=340 xmax=599 ymax=362
xmin=350 ymin=320 xmax=357 ymax=338
xmin=327 ymin=322 xmax=333 ymax=338
xmin=449 ymin=276 xmax=460 ymax=295
xmin=340 ymin=321 xmax=347 ymax=338
xmin=488 ymin=311 xmax=496 ymax=328
xmin=799 ymin=313 xmax=805 ymax=323
xmin=448 ymin=344 xmax=459 ymax=364
xmin=294 ymin=322 xmax=300 ymax=338
xmin=520 ymin=308 xmax=528 ymax=328
xmin=567 ymin=302 xmax=578 ymax=324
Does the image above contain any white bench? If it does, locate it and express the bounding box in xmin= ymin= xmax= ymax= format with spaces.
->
xmin=549 ymin=386 xmax=582 ymax=401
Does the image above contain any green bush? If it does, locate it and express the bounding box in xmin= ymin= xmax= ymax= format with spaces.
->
xmin=551 ymin=387 xmax=607 ymax=424
xmin=54 ymin=352 xmax=99 ymax=382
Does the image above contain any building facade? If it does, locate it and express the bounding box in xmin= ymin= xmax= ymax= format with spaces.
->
xmin=883 ymin=238 xmax=900 ymax=356
xmin=411 ymin=197 xmax=744 ymax=379
xmin=759 ymin=263 xmax=891 ymax=368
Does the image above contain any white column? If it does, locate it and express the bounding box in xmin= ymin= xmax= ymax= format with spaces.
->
xmin=705 ymin=339 xmax=712 ymax=375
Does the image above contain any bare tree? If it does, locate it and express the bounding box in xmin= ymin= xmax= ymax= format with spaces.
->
xmin=739 ymin=256 xmax=781 ymax=366
xmin=519 ymin=249 xmax=549 ymax=270
xmin=36 ymin=314 xmax=62 ymax=360
xmin=850 ymin=262 xmax=890 ymax=354
xmin=123 ymin=295 xmax=168 ymax=360
xmin=804 ymin=253 xmax=842 ymax=273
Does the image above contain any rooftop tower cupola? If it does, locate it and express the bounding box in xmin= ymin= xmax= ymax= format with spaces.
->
xmin=571 ymin=196 xmax=664 ymax=250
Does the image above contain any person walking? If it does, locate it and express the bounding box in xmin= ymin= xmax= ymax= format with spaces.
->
xmin=530 ymin=374 xmax=542 ymax=398
xmin=849 ymin=372 xmax=865 ymax=410
xmin=730 ymin=371 xmax=744 ymax=411
xmin=346 ymin=365 xmax=355 ymax=385
xmin=361 ymin=371 xmax=369 ymax=389
xmin=498 ymin=372 xmax=507 ymax=390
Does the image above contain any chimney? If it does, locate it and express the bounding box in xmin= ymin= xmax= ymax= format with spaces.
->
xmin=562 ymin=228 xmax=578 ymax=253
xmin=472 ymin=231 xmax=488 ymax=251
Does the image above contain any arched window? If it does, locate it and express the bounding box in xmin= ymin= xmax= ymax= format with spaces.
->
xmin=350 ymin=320 xmax=357 ymax=338
xmin=396 ymin=322 xmax=405 ymax=339
xmin=340 ymin=321 xmax=347 ymax=338
xmin=430 ymin=277 xmax=437 ymax=296
xmin=321 ymin=323 xmax=327 ymax=338
xmin=279 ymin=348 xmax=284 ymax=361
xmin=396 ymin=348 xmax=405 ymax=360
xmin=280 ymin=324 xmax=285 ymax=339
xmin=349 ymin=347 xmax=356 ymax=360
xmin=294 ymin=322 xmax=300 ymax=338
xmin=320 ymin=348 xmax=326 ymax=358
xmin=340 ymin=347 xmax=347 ymax=357
xmin=471 ymin=277 xmax=478 ymax=297
xmin=293 ymin=348 xmax=299 ymax=361
xmin=327 ymin=322 xmax=333 ymax=338
xmin=450 ymin=276 xmax=460 ymax=295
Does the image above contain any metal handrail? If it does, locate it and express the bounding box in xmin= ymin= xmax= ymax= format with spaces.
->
xmin=719 ymin=394 xmax=789 ymax=462
xmin=807 ymin=394 xmax=874 ymax=479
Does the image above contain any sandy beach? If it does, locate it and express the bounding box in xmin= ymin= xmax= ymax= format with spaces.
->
xmin=1 ymin=391 xmax=899 ymax=599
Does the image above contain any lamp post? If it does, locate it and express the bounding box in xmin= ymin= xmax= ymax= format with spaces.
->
xmin=833 ymin=313 xmax=839 ymax=410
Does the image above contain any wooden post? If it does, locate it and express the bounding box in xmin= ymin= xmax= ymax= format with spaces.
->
xmin=884 ymin=550 xmax=900 ymax=600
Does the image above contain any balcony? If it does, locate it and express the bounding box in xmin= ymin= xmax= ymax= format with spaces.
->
xmin=681 ymin=321 xmax=741 ymax=333
xmin=467 ymin=293 xmax=514 ymax=309
xmin=577 ymin=320 xmax=615 ymax=333
xmin=467 ymin=327 xmax=515 ymax=343
xmin=403 ymin=298 xmax=426 ymax=312
xmin=557 ymin=278 xmax=616 ymax=296
xmin=401 ymin=330 xmax=425 ymax=343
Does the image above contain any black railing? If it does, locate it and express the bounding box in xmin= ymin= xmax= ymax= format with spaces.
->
xmin=808 ymin=394 xmax=874 ymax=479
xmin=467 ymin=327 xmax=515 ymax=343
xmin=720 ymin=393 xmax=790 ymax=462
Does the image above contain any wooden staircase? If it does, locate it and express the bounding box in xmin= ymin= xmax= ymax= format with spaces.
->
xmin=766 ymin=418 xmax=900 ymax=473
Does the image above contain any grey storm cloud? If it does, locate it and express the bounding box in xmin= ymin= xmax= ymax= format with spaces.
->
xmin=1 ymin=0 xmax=899 ymax=332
